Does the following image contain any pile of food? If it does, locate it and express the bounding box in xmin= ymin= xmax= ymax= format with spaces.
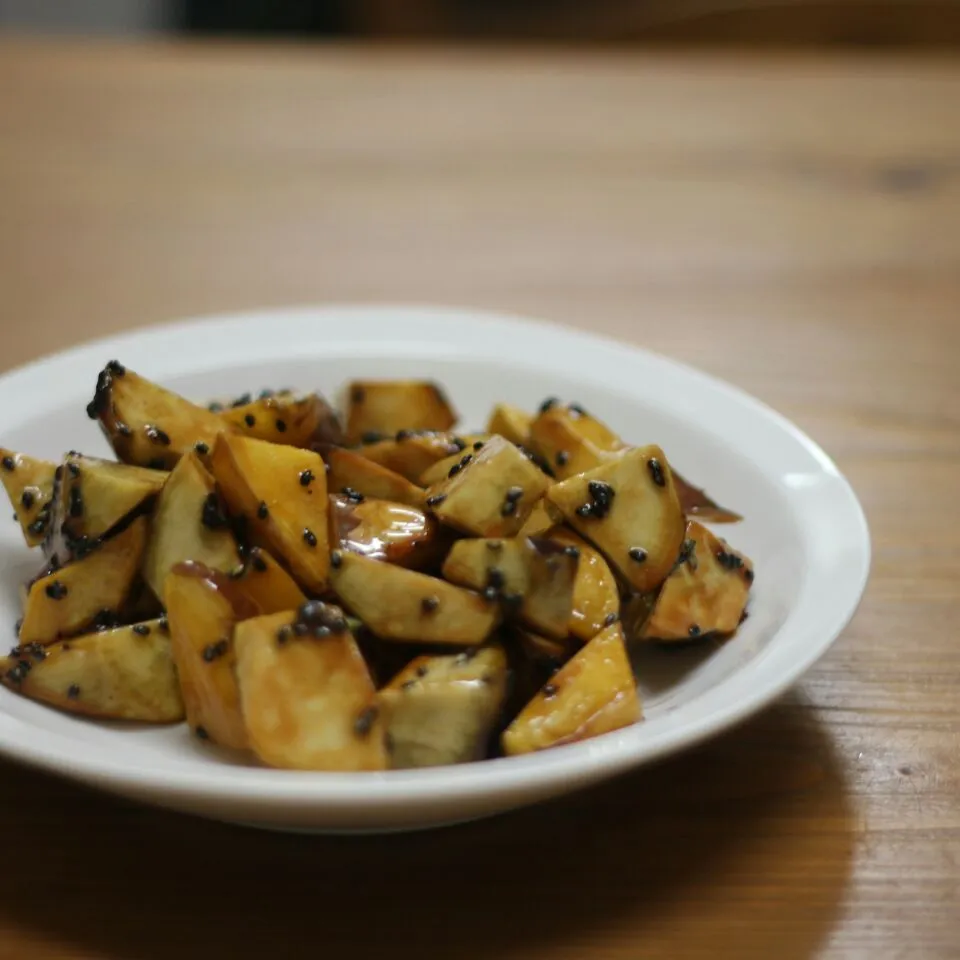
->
xmin=0 ymin=364 xmax=753 ymax=771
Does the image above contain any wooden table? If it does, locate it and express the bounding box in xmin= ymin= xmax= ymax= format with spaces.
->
xmin=1 ymin=37 xmax=958 ymax=959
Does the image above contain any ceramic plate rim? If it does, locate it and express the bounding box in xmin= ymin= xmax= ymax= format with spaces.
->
xmin=0 ymin=304 xmax=870 ymax=813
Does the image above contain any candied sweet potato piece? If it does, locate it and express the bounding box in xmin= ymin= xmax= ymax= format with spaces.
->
xmin=528 ymin=403 xmax=625 ymax=481
xmin=344 ymin=380 xmax=457 ymax=445
xmin=86 ymin=362 xmax=230 ymax=470
xmin=141 ymin=452 xmax=240 ymax=599
xmin=234 ymin=607 xmax=386 ymax=771
xmin=329 ymin=494 xmax=445 ymax=570
xmin=546 ymin=530 xmax=620 ymax=642
xmin=210 ymin=433 xmax=329 ymax=594
xmin=229 ymin=547 xmax=307 ymax=613
xmin=319 ymin=444 xmax=425 ymax=508
xmin=218 ymin=391 xmax=343 ymax=448
xmin=640 ymin=521 xmax=753 ymax=641
xmin=502 ymin=623 xmax=641 ymax=755
xmin=485 ymin=404 xmax=532 ymax=447
xmin=356 ymin=433 xmax=465 ymax=483
xmin=330 ymin=551 xmax=499 ymax=646
xmin=547 ymin=445 xmax=685 ymax=594
xmin=378 ymin=646 xmax=508 ymax=768
xmin=18 ymin=517 xmax=150 ymax=645
xmin=0 ymin=619 xmax=183 ymax=722
xmin=424 ymin=435 xmax=550 ymax=538
xmin=0 ymin=449 xmax=56 ymax=547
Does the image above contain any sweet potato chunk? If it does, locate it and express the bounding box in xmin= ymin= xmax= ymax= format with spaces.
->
xmin=640 ymin=521 xmax=753 ymax=641
xmin=19 ymin=516 xmax=149 ymax=645
xmin=234 ymin=607 xmax=386 ymax=771
xmin=330 ymin=551 xmax=499 ymax=646
xmin=344 ymin=381 xmax=457 ymax=444
xmin=424 ymin=436 xmax=550 ymax=538
xmin=218 ymin=391 xmax=343 ymax=448
xmin=86 ymin=362 xmax=230 ymax=470
xmin=528 ymin=403 xmax=626 ymax=481
xmin=329 ymin=494 xmax=445 ymax=570
xmin=502 ymin=623 xmax=641 ymax=755
xmin=378 ymin=646 xmax=508 ymax=768
xmin=547 ymin=445 xmax=685 ymax=594
xmin=319 ymin=445 xmax=425 ymax=508
xmin=141 ymin=452 xmax=240 ymax=599
xmin=546 ymin=530 xmax=620 ymax=642
xmin=517 ymin=497 xmax=563 ymax=537
xmin=210 ymin=433 xmax=329 ymax=594
xmin=485 ymin=404 xmax=532 ymax=447
xmin=229 ymin=547 xmax=307 ymax=613
xmin=356 ymin=433 xmax=465 ymax=483
xmin=47 ymin=453 xmax=166 ymax=563
xmin=441 ymin=537 xmax=578 ymax=639
xmin=0 ymin=620 xmax=183 ymax=722
xmin=163 ymin=563 xmax=259 ymax=749
xmin=0 ymin=450 xmax=56 ymax=547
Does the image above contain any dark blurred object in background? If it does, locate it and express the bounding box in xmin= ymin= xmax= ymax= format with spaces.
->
xmin=3 ymin=0 xmax=960 ymax=47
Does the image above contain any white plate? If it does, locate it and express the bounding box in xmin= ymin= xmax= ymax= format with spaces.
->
xmin=0 ymin=306 xmax=869 ymax=832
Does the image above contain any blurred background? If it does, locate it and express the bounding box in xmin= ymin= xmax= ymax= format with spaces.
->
xmin=3 ymin=0 xmax=960 ymax=46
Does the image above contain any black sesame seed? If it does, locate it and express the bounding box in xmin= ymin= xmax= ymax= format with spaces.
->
xmin=451 ymin=437 xmax=468 ymax=452
xmin=331 ymin=550 xmax=342 ymax=569
xmin=342 ymin=487 xmax=365 ymax=503
xmin=67 ymin=684 xmax=80 ymax=700
xmin=67 ymin=462 xmax=81 ymax=478
xmin=689 ymin=624 xmax=701 ymax=638
xmin=259 ymin=389 xmax=275 ymax=400
xmin=473 ymin=441 xmax=485 ymax=451
xmin=716 ymin=549 xmax=744 ymax=572
xmin=244 ymin=414 xmax=256 ymax=427
xmin=500 ymin=500 xmax=517 ymax=517
xmin=208 ymin=402 xmax=224 ymax=413
xmin=45 ymin=581 xmax=68 ymax=601
xmin=678 ymin=538 xmax=696 ymax=566
xmin=568 ymin=403 xmax=587 ymax=418
xmin=576 ymin=504 xmax=592 ymax=518
xmin=739 ymin=609 xmax=750 ymax=625
xmin=69 ymin=486 xmax=83 ymax=518
xmin=251 ymin=553 xmax=268 ymax=573
xmin=331 ymin=616 xmax=348 ymax=634
xmin=303 ymin=528 xmax=317 ymax=547
xmin=1 ymin=457 xmax=14 ymax=472
xmin=447 ymin=462 xmax=463 ymax=479
xmin=201 ymin=493 xmax=228 ymax=530
xmin=563 ymin=545 xmax=580 ymax=559
xmin=158 ymin=615 xmax=169 ymax=634
xmin=276 ymin=420 xmax=287 ymax=433
xmin=202 ymin=639 xmax=229 ymax=662
xmin=421 ymin=595 xmax=440 ymax=614
xmin=395 ymin=429 xmax=415 ymax=441
xmin=543 ymin=682 xmax=559 ymax=699
xmin=106 ymin=360 xmax=126 ymax=377
xmin=313 ymin=625 xmax=332 ymax=639
xmin=351 ymin=386 xmax=365 ymax=404
xmin=555 ymin=450 xmax=570 ymax=467
xmin=416 ymin=664 xmax=429 ymax=678
xmin=628 ymin=547 xmax=648 ymax=563
xmin=354 ymin=706 xmax=379 ymax=738
xmin=538 ymin=397 xmax=560 ymax=414
xmin=482 ymin=585 xmax=499 ymax=602
xmin=745 ymin=568 xmax=755 ymax=584
xmin=648 ymin=458 xmax=666 ymax=487
xmin=20 ymin=490 xmax=35 ymax=510
xmin=13 ymin=618 xmax=22 ymax=637
xmin=194 ymin=441 xmax=210 ymax=455
xmin=117 ymin=423 xmax=133 ymax=437
xmin=195 ymin=725 xmax=210 ymax=740
xmin=361 ymin=431 xmax=384 ymax=444
xmin=299 ymin=469 xmax=314 ymax=487
xmin=132 ymin=624 xmax=151 ymax=636
xmin=146 ymin=426 xmax=171 ymax=446
xmin=603 ymin=612 xmax=619 ymax=627
xmin=276 ymin=625 xmax=293 ymax=645
xmin=487 ymin=568 xmax=506 ymax=589
xmin=231 ymin=393 xmax=252 ymax=409
xmin=505 ymin=486 xmax=524 ymax=503
xmin=257 ymin=501 xmax=269 ymax=520
xmin=293 ymin=622 xmax=309 ymax=637
xmin=425 ymin=493 xmax=447 ymax=507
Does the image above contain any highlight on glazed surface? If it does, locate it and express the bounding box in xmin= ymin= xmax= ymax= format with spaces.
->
xmin=0 ymin=364 xmax=753 ymax=771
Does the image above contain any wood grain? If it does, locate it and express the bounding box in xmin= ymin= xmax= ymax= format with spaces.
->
xmin=0 ymin=38 xmax=958 ymax=959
